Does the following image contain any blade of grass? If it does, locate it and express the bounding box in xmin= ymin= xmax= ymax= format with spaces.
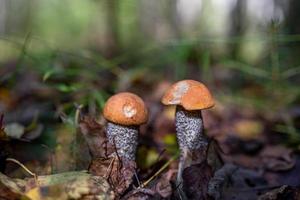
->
xmin=221 ymin=60 xmax=270 ymax=78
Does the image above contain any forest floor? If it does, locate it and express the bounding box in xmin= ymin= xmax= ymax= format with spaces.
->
xmin=0 ymin=63 xmax=299 ymax=200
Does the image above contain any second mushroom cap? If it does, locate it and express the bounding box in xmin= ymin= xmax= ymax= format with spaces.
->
xmin=103 ymin=92 xmax=148 ymax=126
xmin=161 ymin=80 xmax=214 ymax=110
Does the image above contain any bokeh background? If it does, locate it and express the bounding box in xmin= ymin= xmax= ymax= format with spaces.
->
xmin=0 ymin=0 xmax=299 ymax=181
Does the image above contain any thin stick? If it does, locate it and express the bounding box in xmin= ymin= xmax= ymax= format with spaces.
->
xmin=177 ymin=148 xmax=187 ymax=184
xmin=139 ymin=154 xmax=178 ymax=188
xmin=105 ymin=156 xmax=115 ymax=179
xmin=74 ymin=104 xmax=83 ymax=127
xmin=134 ymin=170 xmax=141 ymax=187
xmin=0 ymin=114 xmax=4 ymax=131
xmin=112 ymin=137 xmax=122 ymax=169
xmin=155 ymin=149 xmax=166 ymax=163
xmin=6 ymin=158 xmax=38 ymax=185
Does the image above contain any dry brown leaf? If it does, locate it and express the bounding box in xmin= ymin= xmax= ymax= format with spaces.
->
xmin=259 ymin=185 xmax=300 ymax=200
xmin=154 ymin=172 xmax=173 ymax=198
xmin=122 ymin=188 xmax=156 ymax=200
xmin=182 ymin=161 xmax=213 ymax=200
xmin=89 ymin=157 xmax=136 ymax=196
xmin=25 ymin=187 xmax=43 ymax=200
xmin=209 ymin=163 xmax=268 ymax=200
xmin=0 ymin=171 xmax=115 ymax=200
xmin=0 ymin=172 xmax=28 ymax=200
xmin=79 ymin=116 xmax=114 ymax=158
xmin=222 ymin=145 xmax=295 ymax=172
xmin=80 ymin=115 xmax=137 ymax=196
xmin=233 ymin=119 xmax=264 ymax=140
xmin=260 ymin=145 xmax=295 ymax=171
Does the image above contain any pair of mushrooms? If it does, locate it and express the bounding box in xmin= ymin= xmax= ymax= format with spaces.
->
xmin=103 ymin=80 xmax=214 ymax=181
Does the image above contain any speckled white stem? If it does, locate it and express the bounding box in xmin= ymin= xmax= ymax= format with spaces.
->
xmin=175 ymin=106 xmax=208 ymax=183
xmin=106 ymin=122 xmax=139 ymax=161
xmin=175 ymin=106 xmax=207 ymax=150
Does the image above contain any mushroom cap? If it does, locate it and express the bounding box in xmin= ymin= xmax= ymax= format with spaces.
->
xmin=161 ymin=80 xmax=214 ymax=110
xmin=103 ymin=92 xmax=148 ymax=126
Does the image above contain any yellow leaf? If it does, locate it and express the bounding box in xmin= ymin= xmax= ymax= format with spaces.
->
xmin=234 ymin=120 xmax=263 ymax=140
xmin=25 ymin=187 xmax=42 ymax=200
xmin=163 ymin=134 xmax=177 ymax=146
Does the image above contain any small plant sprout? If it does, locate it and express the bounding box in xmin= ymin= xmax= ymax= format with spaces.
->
xmin=103 ymin=92 xmax=148 ymax=162
xmin=161 ymin=80 xmax=214 ymax=182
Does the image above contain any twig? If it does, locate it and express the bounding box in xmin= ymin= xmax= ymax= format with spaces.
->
xmin=155 ymin=149 xmax=166 ymax=163
xmin=134 ymin=170 xmax=141 ymax=187
xmin=6 ymin=158 xmax=38 ymax=185
xmin=175 ymin=183 xmax=184 ymax=200
xmin=146 ymin=149 xmax=166 ymax=179
xmin=105 ymin=156 xmax=116 ymax=179
xmin=139 ymin=154 xmax=178 ymax=188
xmin=0 ymin=114 xmax=4 ymax=131
xmin=177 ymin=149 xmax=187 ymax=184
xmin=112 ymin=137 xmax=122 ymax=169
xmin=74 ymin=104 xmax=83 ymax=127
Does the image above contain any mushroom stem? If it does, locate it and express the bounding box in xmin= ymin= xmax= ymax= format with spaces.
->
xmin=106 ymin=122 xmax=139 ymax=161
xmin=175 ymin=106 xmax=209 ymax=183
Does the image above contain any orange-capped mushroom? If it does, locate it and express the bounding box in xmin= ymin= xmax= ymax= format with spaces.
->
xmin=161 ymin=80 xmax=214 ymax=110
xmin=103 ymin=92 xmax=148 ymax=126
xmin=161 ymin=80 xmax=215 ymax=184
xmin=103 ymin=92 xmax=148 ymax=161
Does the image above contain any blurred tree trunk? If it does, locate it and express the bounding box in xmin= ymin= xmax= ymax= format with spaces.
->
xmin=168 ymin=0 xmax=181 ymax=39
xmin=0 ymin=0 xmax=8 ymax=34
xmin=286 ymin=0 xmax=300 ymax=34
xmin=1 ymin=0 xmax=32 ymax=36
xmin=166 ymin=0 xmax=186 ymax=79
xmin=229 ymin=0 xmax=246 ymax=59
xmin=104 ymin=0 xmax=120 ymax=57
xmin=286 ymin=0 xmax=300 ymax=67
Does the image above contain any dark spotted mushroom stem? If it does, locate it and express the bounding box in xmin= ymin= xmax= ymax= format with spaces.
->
xmin=106 ymin=122 xmax=139 ymax=161
xmin=175 ymin=106 xmax=207 ymax=151
xmin=175 ymin=105 xmax=209 ymax=183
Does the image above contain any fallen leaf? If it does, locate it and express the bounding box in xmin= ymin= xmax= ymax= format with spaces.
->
xmin=222 ymin=145 xmax=296 ymax=172
xmin=258 ymin=185 xmax=300 ymax=200
xmin=122 ymin=188 xmax=156 ymax=200
xmin=155 ymin=173 xmax=172 ymax=198
xmin=208 ymin=163 xmax=238 ymax=200
xmin=25 ymin=187 xmax=43 ymax=200
xmin=4 ymin=123 xmax=25 ymax=139
xmin=233 ymin=119 xmax=264 ymax=140
xmin=80 ymin=115 xmax=137 ymax=196
xmin=79 ymin=116 xmax=113 ymax=158
xmin=89 ymin=157 xmax=136 ymax=196
xmin=264 ymin=155 xmax=300 ymax=187
xmin=0 ymin=172 xmax=28 ymax=200
xmin=182 ymin=161 xmax=213 ymax=200
xmin=0 ymin=171 xmax=115 ymax=200
xmin=208 ymin=164 xmax=268 ymax=200
xmin=260 ymin=145 xmax=295 ymax=171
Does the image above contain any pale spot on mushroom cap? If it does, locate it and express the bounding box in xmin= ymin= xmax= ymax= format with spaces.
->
xmin=123 ymin=105 xmax=137 ymax=118
xmin=169 ymin=81 xmax=189 ymax=104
